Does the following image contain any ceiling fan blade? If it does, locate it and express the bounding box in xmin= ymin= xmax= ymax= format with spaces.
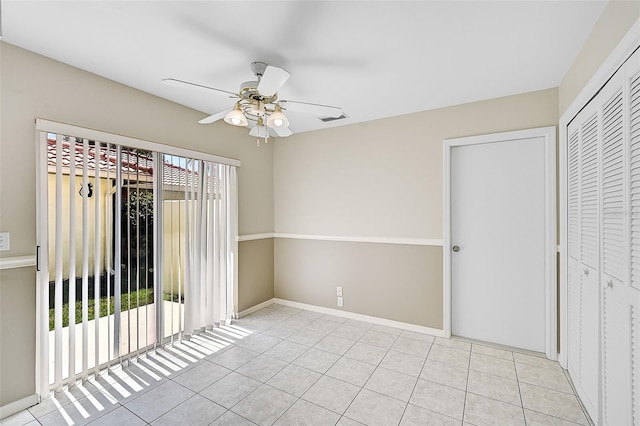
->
xmin=198 ymin=110 xmax=230 ymax=124
xmin=162 ymin=78 xmax=238 ymax=97
xmin=257 ymin=66 xmax=291 ymax=97
xmin=279 ymin=100 xmax=343 ymax=118
xmin=271 ymin=126 xmax=293 ymax=137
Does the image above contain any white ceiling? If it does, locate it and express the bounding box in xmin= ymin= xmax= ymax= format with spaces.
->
xmin=2 ymin=1 xmax=607 ymax=135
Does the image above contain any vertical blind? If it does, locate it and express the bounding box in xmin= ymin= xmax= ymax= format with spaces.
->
xmin=181 ymin=159 xmax=237 ymax=338
xmin=37 ymin=123 xmax=239 ymax=396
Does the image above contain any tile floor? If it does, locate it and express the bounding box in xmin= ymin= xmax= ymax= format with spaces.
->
xmin=1 ymin=303 xmax=592 ymax=426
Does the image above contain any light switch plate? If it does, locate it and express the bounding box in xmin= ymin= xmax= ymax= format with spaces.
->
xmin=0 ymin=232 xmax=9 ymax=251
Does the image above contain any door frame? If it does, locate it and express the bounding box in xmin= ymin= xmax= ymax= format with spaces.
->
xmin=443 ymin=126 xmax=557 ymax=359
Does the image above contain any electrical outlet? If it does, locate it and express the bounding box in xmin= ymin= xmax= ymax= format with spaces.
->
xmin=336 ymin=286 xmax=343 ymax=297
xmin=0 ymin=232 xmax=9 ymax=251
xmin=337 ymin=296 xmax=343 ymax=307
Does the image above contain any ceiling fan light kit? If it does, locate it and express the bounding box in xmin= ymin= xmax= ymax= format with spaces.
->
xmin=267 ymin=105 xmax=289 ymax=128
xmin=224 ymin=104 xmax=248 ymax=126
xmin=163 ymin=61 xmax=344 ymax=145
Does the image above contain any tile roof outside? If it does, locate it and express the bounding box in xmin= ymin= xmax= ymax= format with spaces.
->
xmin=47 ymin=137 xmax=218 ymax=191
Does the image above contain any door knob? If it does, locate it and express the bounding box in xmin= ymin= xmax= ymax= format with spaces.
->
xmin=583 ymin=268 xmax=589 ymax=276
xmin=452 ymin=246 xmax=460 ymax=252
xmin=606 ymin=280 xmax=613 ymax=289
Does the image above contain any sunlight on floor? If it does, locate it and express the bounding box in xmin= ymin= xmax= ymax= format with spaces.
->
xmin=32 ymin=320 xmax=255 ymax=425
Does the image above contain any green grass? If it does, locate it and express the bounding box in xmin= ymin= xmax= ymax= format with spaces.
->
xmin=49 ymin=288 xmax=164 ymax=331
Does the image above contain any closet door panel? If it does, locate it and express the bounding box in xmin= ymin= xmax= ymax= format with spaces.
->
xmin=628 ymin=53 xmax=640 ymax=426
xmin=601 ymin=89 xmax=625 ymax=281
xmin=600 ymin=76 xmax=630 ymax=425
xmin=630 ymin=59 xmax=640 ymax=293
xmin=567 ymin=122 xmax=582 ymax=381
xmin=567 ymin=103 xmax=601 ymax=422
xmin=580 ymin=113 xmax=600 ymax=269
xmin=631 ymin=303 xmax=640 ymax=426
xmin=580 ymin=266 xmax=600 ymax=416
xmin=568 ymin=128 xmax=580 ymax=262
xmin=579 ymin=107 xmax=601 ymax=420
xmin=567 ymin=256 xmax=582 ymax=380
xmin=602 ymin=274 xmax=631 ymax=426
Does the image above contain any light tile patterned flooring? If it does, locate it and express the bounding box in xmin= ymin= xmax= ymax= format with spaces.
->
xmin=2 ymin=304 xmax=592 ymax=426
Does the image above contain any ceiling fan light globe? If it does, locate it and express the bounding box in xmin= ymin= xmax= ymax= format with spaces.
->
xmin=224 ymin=108 xmax=248 ymax=127
xmin=267 ymin=110 xmax=289 ymax=129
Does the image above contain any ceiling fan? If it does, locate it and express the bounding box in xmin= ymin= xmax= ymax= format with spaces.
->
xmin=163 ymin=62 xmax=344 ymax=144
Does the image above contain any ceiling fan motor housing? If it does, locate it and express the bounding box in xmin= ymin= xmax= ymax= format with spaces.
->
xmin=250 ymin=61 xmax=268 ymax=78
xmin=239 ymin=76 xmax=278 ymax=120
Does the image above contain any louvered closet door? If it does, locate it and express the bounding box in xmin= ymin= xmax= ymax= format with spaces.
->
xmin=567 ymin=100 xmax=601 ymax=422
xmin=579 ymin=106 xmax=601 ymax=420
xmin=567 ymin=122 xmax=582 ymax=384
xmin=599 ymin=66 xmax=631 ymax=426
xmin=627 ymin=49 xmax=640 ymax=426
xmin=567 ymin=44 xmax=640 ymax=426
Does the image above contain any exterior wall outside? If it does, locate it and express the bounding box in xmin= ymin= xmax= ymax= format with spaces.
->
xmin=0 ymin=42 xmax=274 ymax=407
xmin=46 ymin=173 xmax=110 ymax=282
xmin=274 ymin=88 xmax=559 ymax=330
xmin=161 ymin=200 xmax=185 ymax=296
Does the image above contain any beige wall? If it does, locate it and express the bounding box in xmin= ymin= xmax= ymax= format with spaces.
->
xmin=0 ymin=269 xmax=36 ymax=407
xmin=559 ymin=0 xmax=640 ymax=115
xmin=238 ymin=238 xmax=275 ymax=313
xmin=274 ymin=88 xmax=559 ymax=330
xmin=275 ymin=89 xmax=559 ymax=238
xmin=0 ymin=42 xmax=274 ymax=407
xmin=276 ymin=239 xmax=443 ymax=327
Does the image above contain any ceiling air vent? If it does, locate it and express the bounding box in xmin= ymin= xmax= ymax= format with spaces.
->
xmin=320 ymin=113 xmax=349 ymax=123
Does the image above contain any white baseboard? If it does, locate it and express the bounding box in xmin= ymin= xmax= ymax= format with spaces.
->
xmin=273 ymin=298 xmax=446 ymax=338
xmin=238 ymin=298 xmax=275 ymax=317
xmin=0 ymin=393 xmax=39 ymax=420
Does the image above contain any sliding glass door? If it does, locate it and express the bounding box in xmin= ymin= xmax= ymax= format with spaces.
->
xmin=36 ymin=122 xmax=238 ymax=395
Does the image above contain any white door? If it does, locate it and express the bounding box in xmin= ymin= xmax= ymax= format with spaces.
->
xmin=450 ymin=135 xmax=548 ymax=352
